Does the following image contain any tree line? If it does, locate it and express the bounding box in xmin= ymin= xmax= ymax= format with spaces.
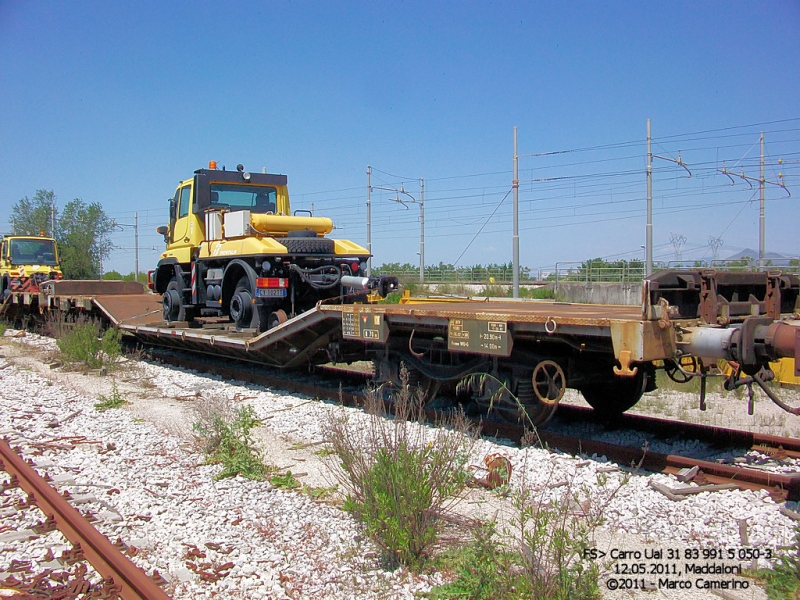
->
xmin=7 ymin=190 xmax=113 ymax=279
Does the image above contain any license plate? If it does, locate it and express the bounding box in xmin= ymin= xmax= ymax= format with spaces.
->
xmin=256 ymin=288 xmax=287 ymax=298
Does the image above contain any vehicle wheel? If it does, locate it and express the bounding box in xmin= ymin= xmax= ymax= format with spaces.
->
xmin=580 ymin=366 xmax=652 ymax=418
xmin=230 ymin=276 xmax=262 ymax=330
xmin=162 ymin=279 xmax=185 ymax=322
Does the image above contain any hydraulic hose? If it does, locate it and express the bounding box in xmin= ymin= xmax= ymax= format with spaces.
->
xmin=288 ymin=264 xmax=341 ymax=290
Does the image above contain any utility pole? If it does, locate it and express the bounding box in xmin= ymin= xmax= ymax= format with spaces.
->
xmin=366 ymin=166 xmax=372 ymax=276
xmin=709 ymin=236 xmax=724 ymax=260
xmin=369 ymin=178 xmax=423 ymax=281
xmin=134 ymin=212 xmax=139 ymax=282
xmin=419 ymin=178 xmax=425 ymax=283
xmin=645 ymin=119 xmax=691 ymax=277
xmin=113 ymin=215 xmax=140 ymax=282
xmin=718 ymin=132 xmax=790 ymax=270
xmin=646 ymin=119 xmax=653 ymax=277
xmin=512 ymin=126 xmax=519 ymax=298
xmin=759 ymin=132 xmax=765 ymax=269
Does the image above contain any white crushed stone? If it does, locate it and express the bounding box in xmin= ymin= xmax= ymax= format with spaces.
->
xmin=1 ymin=329 xmax=797 ymax=599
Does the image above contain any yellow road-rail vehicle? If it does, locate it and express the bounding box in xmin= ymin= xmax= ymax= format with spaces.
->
xmin=0 ymin=235 xmax=62 ymax=299
xmin=150 ymin=163 xmax=397 ymax=332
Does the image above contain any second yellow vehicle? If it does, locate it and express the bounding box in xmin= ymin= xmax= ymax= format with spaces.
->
xmin=0 ymin=235 xmax=62 ymax=299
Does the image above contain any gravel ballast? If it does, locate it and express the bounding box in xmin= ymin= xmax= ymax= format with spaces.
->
xmin=1 ymin=329 xmax=798 ymax=599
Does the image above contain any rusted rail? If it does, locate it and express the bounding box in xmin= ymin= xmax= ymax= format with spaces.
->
xmin=480 ymin=422 xmax=800 ymax=500
xmin=556 ymin=403 xmax=800 ymax=454
xmin=0 ymin=438 xmax=172 ymax=600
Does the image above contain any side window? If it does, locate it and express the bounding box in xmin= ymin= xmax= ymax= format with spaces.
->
xmin=170 ymin=189 xmax=180 ymax=221
xmin=0 ymin=241 xmax=6 ymax=262
xmin=178 ymin=186 xmax=191 ymax=218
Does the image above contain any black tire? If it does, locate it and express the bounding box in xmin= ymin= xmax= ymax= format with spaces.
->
xmin=280 ymin=237 xmax=335 ymax=254
xmin=162 ymin=279 xmax=185 ymax=322
xmin=580 ymin=367 xmax=652 ymax=418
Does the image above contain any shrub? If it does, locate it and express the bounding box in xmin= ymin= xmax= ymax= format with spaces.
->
xmin=519 ymin=286 xmax=560 ymax=300
xmin=55 ymin=319 xmax=121 ymax=370
xmin=193 ymin=403 xmax=270 ymax=481
xmin=505 ymin=479 xmax=600 ymax=599
xmin=756 ymin=524 xmax=800 ymax=599
xmin=323 ymin=367 xmax=476 ymax=567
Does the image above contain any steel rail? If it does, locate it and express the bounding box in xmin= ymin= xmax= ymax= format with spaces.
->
xmin=479 ymin=422 xmax=800 ymax=500
xmin=554 ymin=403 xmax=800 ymax=453
xmin=146 ymin=346 xmax=800 ymax=500
xmin=0 ymin=438 xmax=172 ymax=600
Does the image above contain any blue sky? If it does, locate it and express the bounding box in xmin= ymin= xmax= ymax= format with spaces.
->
xmin=1 ymin=1 xmax=798 ymax=276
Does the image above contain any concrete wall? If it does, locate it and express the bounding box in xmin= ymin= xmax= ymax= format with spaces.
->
xmin=416 ymin=281 xmax=642 ymax=305
xmin=551 ymin=281 xmax=642 ymax=306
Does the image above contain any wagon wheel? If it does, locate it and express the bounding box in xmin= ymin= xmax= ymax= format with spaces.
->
xmin=512 ymin=378 xmax=559 ymax=427
xmin=664 ymin=356 xmax=698 ymax=384
xmin=580 ymin=366 xmax=652 ymax=418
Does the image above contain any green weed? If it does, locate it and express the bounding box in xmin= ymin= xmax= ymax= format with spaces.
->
xmin=94 ymin=380 xmax=128 ymax=410
xmin=519 ymin=285 xmax=560 ymax=300
xmin=270 ymin=470 xmax=301 ymax=489
xmin=302 ymin=484 xmax=337 ymax=499
xmin=426 ymin=453 xmax=620 ymax=600
xmin=193 ymin=404 xmax=270 ymax=481
xmin=427 ymin=522 xmax=510 ymax=600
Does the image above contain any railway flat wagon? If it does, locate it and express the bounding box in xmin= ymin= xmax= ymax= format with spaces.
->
xmin=3 ymin=270 xmax=800 ymax=426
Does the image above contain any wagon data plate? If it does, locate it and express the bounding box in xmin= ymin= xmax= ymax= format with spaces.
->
xmin=341 ymin=307 xmax=389 ymax=342
xmin=255 ymin=288 xmax=287 ymax=298
xmin=448 ymin=319 xmax=511 ymax=356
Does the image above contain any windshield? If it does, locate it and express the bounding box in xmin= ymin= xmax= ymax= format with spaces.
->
xmin=210 ymin=184 xmax=278 ymax=214
xmin=8 ymin=238 xmax=59 ymax=266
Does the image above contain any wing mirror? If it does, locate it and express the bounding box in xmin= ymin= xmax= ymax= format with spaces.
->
xmin=157 ymin=226 xmax=169 ymax=243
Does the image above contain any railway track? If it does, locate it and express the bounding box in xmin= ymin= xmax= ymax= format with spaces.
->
xmin=3 ymin=329 xmax=799 ymax=598
xmin=143 ymin=344 xmax=800 ymax=502
xmin=0 ymin=438 xmax=171 ymax=599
